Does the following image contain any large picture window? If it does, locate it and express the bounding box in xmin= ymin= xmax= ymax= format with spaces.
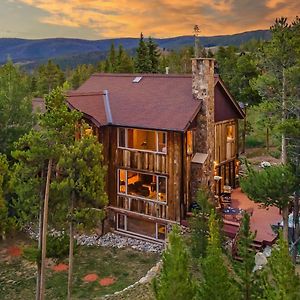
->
xmin=118 ymin=128 xmax=167 ymax=154
xmin=118 ymin=169 xmax=167 ymax=202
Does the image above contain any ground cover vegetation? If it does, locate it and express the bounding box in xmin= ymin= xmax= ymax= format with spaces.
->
xmin=0 ymin=234 xmax=159 ymax=300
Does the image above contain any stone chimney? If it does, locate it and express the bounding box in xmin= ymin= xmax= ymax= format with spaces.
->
xmin=190 ymin=58 xmax=215 ymax=198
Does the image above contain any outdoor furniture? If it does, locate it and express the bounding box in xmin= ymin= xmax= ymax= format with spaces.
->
xmin=220 ymin=194 xmax=232 ymax=208
xmin=222 ymin=207 xmax=244 ymax=222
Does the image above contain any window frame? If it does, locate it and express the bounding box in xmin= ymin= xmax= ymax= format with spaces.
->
xmin=117 ymin=127 xmax=167 ymax=154
xmin=116 ymin=213 xmax=166 ymax=241
xmin=117 ymin=168 xmax=168 ymax=203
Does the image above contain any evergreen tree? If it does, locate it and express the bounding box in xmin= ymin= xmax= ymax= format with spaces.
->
xmin=190 ymin=187 xmax=213 ymax=258
xmin=36 ymin=60 xmax=65 ymax=96
xmin=108 ymin=43 xmax=117 ymax=72
xmin=236 ymin=213 xmax=257 ymax=300
xmin=70 ymin=64 xmax=95 ymax=89
xmin=116 ymin=45 xmax=134 ymax=73
xmin=260 ymin=231 xmax=300 ymax=299
xmin=103 ymin=59 xmax=112 ymax=73
xmin=252 ymin=17 xmax=300 ymax=164
xmin=153 ymin=225 xmax=195 ymax=300
xmin=135 ymin=33 xmax=151 ymax=73
xmin=147 ymin=37 xmax=160 ymax=73
xmin=12 ymin=87 xmax=82 ymax=299
xmin=0 ymin=154 xmax=15 ymax=240
xmin=241 ymin=164 xmax=297 ymax=241
xmin=56 ymin=132 xmax=107 ymax=299
xmin=197 ymin=210 xmax=240 ymax=300
xmin=0 ymin=61 xmax=34 ymax=156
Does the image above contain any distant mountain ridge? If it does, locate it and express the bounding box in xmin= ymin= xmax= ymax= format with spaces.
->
xmin=0 ymin=29 xmax=270 ymax=67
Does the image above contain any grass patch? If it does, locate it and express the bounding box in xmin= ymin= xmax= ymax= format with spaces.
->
xmin=0 ymin=237 xmax=160 ymax=300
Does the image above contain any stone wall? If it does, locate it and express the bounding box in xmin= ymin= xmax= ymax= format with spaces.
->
xmin=190 ymin=58 xmax=215 ymax=200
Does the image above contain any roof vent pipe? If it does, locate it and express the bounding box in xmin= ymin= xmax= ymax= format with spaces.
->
xmin=165 ymin=67 xmax=169 ymax=74
xmin=103 ymin=90 xmax=113 ymax=124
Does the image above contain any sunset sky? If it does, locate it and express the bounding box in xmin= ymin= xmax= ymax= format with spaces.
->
xmin=0 ymin=0 xmax=299 ymax=40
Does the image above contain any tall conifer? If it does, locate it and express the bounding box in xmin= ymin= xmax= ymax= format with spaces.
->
xmin=153 ymin=225 xmax=195 ymax=300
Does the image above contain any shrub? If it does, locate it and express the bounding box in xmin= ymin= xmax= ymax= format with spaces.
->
xmin=270 ymin=149 xmax=281 ymax=159
xmin=245 ymin=136 xmax=264 ymax=148
xmin=47 ymin=233 xmax=77 ymax=261
xmin=23 ymin=246 xmax=40 ymax=262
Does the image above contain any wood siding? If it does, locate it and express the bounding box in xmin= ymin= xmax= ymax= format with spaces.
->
xmin=100 ymin=127 xmax=183 ymax=223
xmin=214 ymin=120 xmax=238 ymax=164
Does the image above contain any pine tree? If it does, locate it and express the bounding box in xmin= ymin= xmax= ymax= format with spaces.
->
xmin=116 ymin=45 xmax=134 ymax=73
xmin=190 ymin=187 xmax=213 ymax=258
xmin=12 ymin=87 xmax=82 ymax=300
xmin=253 ymin=17 xmax=300 ymax=164
xmin=241 ymin=164 xmax=297 ymax=241
xmin=108 ymin=43 xmax=117 ymax=72
xmin=135 ymin=33 xmax=151 ymax=73
xmin=104 ymin=59 xmax=111 ymax=73
xmin=0 ymin=154 xmax=15 ymax=240
xmin=153 ymin=225 xmax=195 ymax=300
xmin=36 ymin=60 xmax=65 ymax=96
xmin=56 ymin=132 xmax=107 ymax=300
xmin=197 ymin=210 xmax=240 ymax=300
xmin=236 ymin=213 xmax=257 ymax=299
xmin=260 ymin=231 xmax=300 ymax=299
xmin=0 ymin=61 xmax=34 ymax=156
xmin=147 ymin=37 xmax=160 ymax=73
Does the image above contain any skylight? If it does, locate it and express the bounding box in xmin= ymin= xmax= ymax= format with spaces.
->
xmin=132 ymin=76 xmax=143 ymax=83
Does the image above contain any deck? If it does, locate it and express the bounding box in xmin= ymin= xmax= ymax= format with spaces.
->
xmin=230 ymin=188 xmax=282 ymax=245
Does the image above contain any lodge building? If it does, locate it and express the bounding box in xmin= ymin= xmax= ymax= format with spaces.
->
xmin=67 ymin=58 xmax=245 ymax=242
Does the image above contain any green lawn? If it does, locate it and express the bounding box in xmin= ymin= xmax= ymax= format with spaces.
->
xmin=0 ymin=237 xmax=160 ymax=300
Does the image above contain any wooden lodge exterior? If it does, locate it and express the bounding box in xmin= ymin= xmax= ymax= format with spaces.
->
xmin=67 ymin=58 xmax=245 ymax=242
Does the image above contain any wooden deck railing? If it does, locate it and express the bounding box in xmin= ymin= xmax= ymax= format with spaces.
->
xmin=117 ymin=195 xmax=167 ymax=219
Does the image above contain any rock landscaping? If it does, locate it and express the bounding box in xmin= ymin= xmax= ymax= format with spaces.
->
xmin=23 ymin=224 xmax=164 ymax=254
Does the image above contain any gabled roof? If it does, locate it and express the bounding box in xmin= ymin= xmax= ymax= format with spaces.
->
xmin=67 ymin=73 xmax=244 ymax=131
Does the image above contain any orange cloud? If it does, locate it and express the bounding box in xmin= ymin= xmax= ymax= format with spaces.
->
xmin=18 ymin=0 xmax=300 ymax=38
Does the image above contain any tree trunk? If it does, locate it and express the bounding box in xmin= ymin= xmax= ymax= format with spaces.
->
xmin=266 ymin=127 xmax=270 ymax=152
xmin=292 ymin=192 xmax=299 ymax=263
xmin=36 ymin=169 xmax=45 ymax=300
xmin=282 ymin=205 xmax=289 ymax=242
xmin=67 ymin=191 xmax=75 ymax=300
xmin=39 ymin=159 xmax=52 ymax=300
xmin=281 ymin=68 xmax=287 ymax=164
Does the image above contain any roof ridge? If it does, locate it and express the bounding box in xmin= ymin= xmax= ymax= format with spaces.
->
xmin=92 ymin=73 xmax=192 ymax=78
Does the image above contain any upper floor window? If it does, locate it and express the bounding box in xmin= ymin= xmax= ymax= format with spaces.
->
xmin=226 ymin=125 xmax=235 ymax=159
xmin=187 ymin=130 xmax=194 ymax=155
xmin=118 ymin=128 xmax=167 ymax=154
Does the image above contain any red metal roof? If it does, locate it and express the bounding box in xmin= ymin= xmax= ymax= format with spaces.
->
xmin=67 ymin=73 xmax=244 ymax=131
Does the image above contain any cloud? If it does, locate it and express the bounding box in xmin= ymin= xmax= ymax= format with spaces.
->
xmin=18 ymin=0 xmax=300 ymax=38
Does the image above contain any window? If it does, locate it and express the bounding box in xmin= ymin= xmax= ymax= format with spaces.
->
xmin=226 ymin=125 xmax=235 ymax=159
xmin=116 ymin=214 xmax=166 ymax=240
xmin=118 ymin=128 xmax=167 ymax=154
xmin=187 ymin=130 xmax=193 ymax=155
xmin=118 ymin=169 xmax=167 ymax=202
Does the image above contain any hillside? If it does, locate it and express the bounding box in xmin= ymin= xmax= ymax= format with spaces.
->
xmin=0 ymin=30 xmax=270 ymax=68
